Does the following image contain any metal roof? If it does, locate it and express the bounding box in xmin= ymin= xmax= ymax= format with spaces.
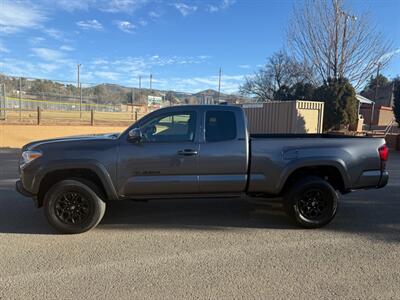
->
xmin=356 ymin=94 xmax=375 ymax=105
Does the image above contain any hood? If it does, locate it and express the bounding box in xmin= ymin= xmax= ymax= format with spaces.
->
xmin=22 ymin=133 xmax=119 ymax=151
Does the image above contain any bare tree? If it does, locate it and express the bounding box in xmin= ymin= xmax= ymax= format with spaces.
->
xmin=240 ymin=51 xmax=312 ymax=101
xmin=288 ymin=0 xmax=393 ymax=88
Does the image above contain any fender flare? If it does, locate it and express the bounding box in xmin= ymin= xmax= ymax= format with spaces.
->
xmin=277 ymin=158 xmax=350 ymax=193
xmin=32 ymin=159 xmax=119 ymax=201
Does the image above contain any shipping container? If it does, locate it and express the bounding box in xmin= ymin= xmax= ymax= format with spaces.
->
xmin=242 ymin=100 xmax=324 ymax=134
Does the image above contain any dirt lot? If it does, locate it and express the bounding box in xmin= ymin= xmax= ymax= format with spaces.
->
xmin=0 ymin=149 xmax=399 ymax=299
xmin=0 ymin=124 xmax=126 ymax=148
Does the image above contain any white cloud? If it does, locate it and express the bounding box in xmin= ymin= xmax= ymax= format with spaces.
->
xmin=82 ymin=55 xmax=211 ymax=83
xmin=138 ymin=19 xmax=148 ymax=26
xmin=31 ymin=48 xmax=65 ymax=61
xmin=60 ymin=45 xmax=75 ymax=51
xmin=0 ymin=1 xmax=46 ymax=34
xmin=93 ymin=59 xmax=109 ymax=65
xmin=93 ymin=71 xmax=120 ymax=81
xmin=29 ymin=37 xmax=46 ymax=45
xmin=173 ymin=3 xmax=198 ymax=17
xmin=0 ymin=51 xmax=229 ymax=93
xmin=37 ymin=63 xmax=60 ymax=72
xmin=76 ymin=19 xmax=103 ymax=30
xmin=221 ymin=0 xmax=236 ymax=9
xmin=54 ymin=0 xmax=94 ymax=11
xmin=207 ymin=0 xmax=236 ymax=12
xmin=382 ymin=48 xmax=400 ymax=60
xmin=0 ymin=57 xmax=74 ymax=79
xmin=148 ymin=11 xmax=162 ymax=19
xmin=0 ymin=41 xmax=9 ymax=53
xmin=101 ymin=0 xmax=149 ymax=13
xmin=207 ymin=5 xmax=219 ymax=13
xmin=115 ymin=21 xmax=136 ymax=33
xmin=238 ymin=64 xmax=251 ymax=69
xmin=43 ymin=28 xmax=64 ymax=40
xmin=154 ymin=74 xmax=245 ymax=94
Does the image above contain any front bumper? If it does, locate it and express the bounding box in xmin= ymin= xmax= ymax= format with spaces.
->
xmin=16 ymin=180 xmax=40 ymax=207
xmin=16 ymin=180 xmax=34 ymax=197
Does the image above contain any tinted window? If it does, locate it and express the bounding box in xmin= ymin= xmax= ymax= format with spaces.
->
xmin=205 ymin=111 xmax=236 ymax=142
xmin=140 ymin=112 xmax=196 ymax=142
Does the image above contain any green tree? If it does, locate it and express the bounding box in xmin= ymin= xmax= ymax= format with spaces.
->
xmin=314 ymin=78 xmax=357 ymax=131
xmin=364 ymin=74 xmax=390 ymax=92
xmin=273 ymin=82 xmax=316 ymax=101
xmin=393 ymin=77 xmax=400 ymax=127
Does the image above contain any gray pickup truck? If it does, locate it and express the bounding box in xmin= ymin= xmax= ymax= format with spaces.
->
xmin=16 ymin=105 xmax=389 ymax=233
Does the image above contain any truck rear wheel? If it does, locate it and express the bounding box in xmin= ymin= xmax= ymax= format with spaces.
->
xmin=283 ymin=176 xmax=338 ymax=228
xmin=43 ymin=180 xmax=106 ymax=234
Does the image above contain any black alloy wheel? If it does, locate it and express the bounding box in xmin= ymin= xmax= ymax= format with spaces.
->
xmin=54 ymin=191 xmax=91 ymax=225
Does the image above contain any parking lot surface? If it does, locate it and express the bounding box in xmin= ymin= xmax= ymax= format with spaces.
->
xmin=0 ymin=148 xmax=399 ymax=299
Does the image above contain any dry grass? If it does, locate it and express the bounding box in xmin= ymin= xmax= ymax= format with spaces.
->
xmin=0 ymin=124 xmax=128 ymax=148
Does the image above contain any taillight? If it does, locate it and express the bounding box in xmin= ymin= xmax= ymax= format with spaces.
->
xmin=379 ymin=145 xmax=389 ymax=162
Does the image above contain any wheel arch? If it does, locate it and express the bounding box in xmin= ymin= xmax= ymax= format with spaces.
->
xmin=35 ymin=161 xmax=118 ymax=207
xmin=279 ymin=162 xmax=349 ymax=194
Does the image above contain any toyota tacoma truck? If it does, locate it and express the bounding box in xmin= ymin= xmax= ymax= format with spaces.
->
xmin=16 ymin=105 xmax=389 ymax=233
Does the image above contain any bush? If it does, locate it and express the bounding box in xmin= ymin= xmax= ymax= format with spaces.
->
xmin=314 ymin=78 xmax=357 ymax=131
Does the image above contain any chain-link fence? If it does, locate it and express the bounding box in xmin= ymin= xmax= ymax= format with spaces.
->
xmin=0 ymin=75 xmax=151 ymax=125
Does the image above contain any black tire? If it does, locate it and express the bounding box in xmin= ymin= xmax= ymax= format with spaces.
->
xmin=43 ymin=179 xmax=106 ymax=234
xmin=283 ymin=176 xmax=338 ymax=229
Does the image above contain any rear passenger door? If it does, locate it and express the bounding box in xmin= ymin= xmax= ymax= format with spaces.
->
xmin=197 ymin=109 xmax=248 ymax=193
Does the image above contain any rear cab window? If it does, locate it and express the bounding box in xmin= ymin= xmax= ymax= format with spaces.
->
xmin=205 ymin=110 xmax=237 ymax=142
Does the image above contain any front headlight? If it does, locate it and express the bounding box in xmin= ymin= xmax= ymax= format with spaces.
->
xmin=21 ymin=150 xmax=42 ymax=167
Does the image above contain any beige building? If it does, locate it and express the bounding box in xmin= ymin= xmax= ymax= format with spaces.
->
xmin=242 ymin=100 xmax=324 ymax=134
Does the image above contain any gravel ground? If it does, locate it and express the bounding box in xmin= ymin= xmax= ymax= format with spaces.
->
xmin=0 ymin=148 xmax=399 ymax=299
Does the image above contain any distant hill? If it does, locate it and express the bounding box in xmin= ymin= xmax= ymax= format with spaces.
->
xmin=0 ymin=73 xmax=250 ymax=105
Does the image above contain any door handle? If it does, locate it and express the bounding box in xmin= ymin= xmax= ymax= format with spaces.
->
xmin=177 ymin=149 xmax=198 ymax=156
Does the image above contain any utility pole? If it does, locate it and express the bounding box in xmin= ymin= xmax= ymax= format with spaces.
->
xmin=217 ymin=67 xmax=222 ymax=103
xmin=77 ymin=63 xmax=81 ymax=117
xmin=340 ymin=11 xmax=356 ymax=77
xmin=138 ymin=75 xmax=142 ymax=105
xmin=149 ymin=74 xmax=153 ymax=92
xmin=369 ymin=62 xmax=381 ymax=130
xmin=80 ymin=82 xmax=83 ymax=118
xmin=59 ymin=85 xmax=62 ymax=110
xmin=131 ymin=88 xmax=134 ymax=116
xmin=374 ymin=62 xmax=381 ymax=102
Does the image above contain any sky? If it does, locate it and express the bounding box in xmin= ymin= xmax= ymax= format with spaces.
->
xmin=0 ymin=0 xmax=399 ymax=94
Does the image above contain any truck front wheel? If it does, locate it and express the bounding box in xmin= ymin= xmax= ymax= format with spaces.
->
xmin=283 ymin=176 xmax=338 ymax=228
xmin=43 ymin=180 xmax=106 ymax=234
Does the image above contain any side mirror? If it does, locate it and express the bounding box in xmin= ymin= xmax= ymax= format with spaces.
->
xmin=128 ymin=128 xmax=142 ymax=143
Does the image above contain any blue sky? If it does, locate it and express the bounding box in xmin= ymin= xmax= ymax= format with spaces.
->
xmin=0 ymin=0 xmax=399 ymax=93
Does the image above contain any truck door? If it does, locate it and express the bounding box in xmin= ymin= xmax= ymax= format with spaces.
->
xmin=117 ymin=110 xmax=200 ymax=196
xmin=197 ymin=109 xmax=248 ymax=193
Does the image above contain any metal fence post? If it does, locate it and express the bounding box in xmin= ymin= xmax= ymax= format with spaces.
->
xmin=37 ymin=106 xmax=41 ymax=125
xmin=91 ymin=109 xmax=94 ymax=126
xmin=135 ymin=110 xmax=138 ymax=121
xmin=19 ymin=77 xmax=22 ymax=121
xmin=0 ymin=83 xmax=6 ymax=121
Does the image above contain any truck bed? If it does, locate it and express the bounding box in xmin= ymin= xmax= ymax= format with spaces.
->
xmin=248 ymin=134 xmax=386 ymax=194
xmin=250 ymin=133 xmax=371 ymax=139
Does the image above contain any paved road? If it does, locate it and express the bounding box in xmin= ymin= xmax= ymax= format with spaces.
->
xmin=0 ymin=149 xmax=399 ymax=299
